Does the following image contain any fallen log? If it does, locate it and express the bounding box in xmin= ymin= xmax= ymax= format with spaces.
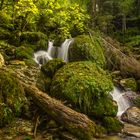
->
xmin=23 ymin=84 xmax=97 ymax=140
xmin=102 ymin=37 xmax=140 ymax=79
xmin=2 ymin=66 xmax=101 ymax=139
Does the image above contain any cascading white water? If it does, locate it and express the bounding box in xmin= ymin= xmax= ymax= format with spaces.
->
xmin=57 ymin=38 xmax=73 ymax=62
xmin=34 ymin=41 xmax=53 ymax=65
xmin=34 ymin=39 xmax=73 ymax=65
xmin=47 ymin=41 xmax=54 ymax=55
xmin=111 ymin=87 xmax=131 ymax=117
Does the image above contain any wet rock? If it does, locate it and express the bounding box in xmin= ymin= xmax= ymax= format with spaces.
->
xmin=133 ymin=95 xmax=140 ymax=108
xmin=121 ymin=107 xmax=140 ymax=126
xmin=122 ymin=123 xmax=140 ymax=138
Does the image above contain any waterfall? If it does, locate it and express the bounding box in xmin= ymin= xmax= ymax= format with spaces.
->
xmin=111 ymin=87 xmax=131 ymax=117
xmin=57 ymin=38 xmax=73 ymax=62
xmin=47 ymin=41 xmax=54 ymax=56
xmin=34 ymin=39 xmax=73 ymax=65
xmin=34 ymin=41 xmax=53 ymax=65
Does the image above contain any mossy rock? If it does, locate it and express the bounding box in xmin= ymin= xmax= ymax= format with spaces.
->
xmin=50 ymin=61 xmax=116 ymax=117
xmin=36 ymin=72 xmax=52 ymax=92
xmin=3 ymin=43 xmax=33 ymax=62
xmin=133 ymin=96 xmax=140 ymax=108
xmin=102 ymin=117 xmax=123 ymax=133
xmin=0 ymin=70 xmax=26 ymax=127
xmin=41 ymin=58 xmax=66 ymax=78
xmin=37 ymin=59 xmax=66 ymax=92
xmin=120 ymin=78 xmax=137 ymax=91
xmin=15 ymin=46 xmax=33 ymax=60
xmin=69 ymin=35 xmax=106 ymax=68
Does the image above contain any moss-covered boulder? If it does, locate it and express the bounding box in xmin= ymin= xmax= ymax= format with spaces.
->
xmin=41 ymin=58 xmax=66 ymax=78
xmin=120 ymin=78 xmax=137 ymax=91
xmin=36 ymin=59 xmax=66 ymax=92
xmin=133 ymin=96 xmax=140 ymax=108
xmin=0 ymin=70 xmax=26 ymax=127
xmin=69 ymin=35 xmax=106 ymax=68
xmin=102 ymin=117 xmax=123 ymax=133
xmin=15 ymin=46 xmax=33 ymax=60
xmin=50 ymin=61 xmax=117 ymax=117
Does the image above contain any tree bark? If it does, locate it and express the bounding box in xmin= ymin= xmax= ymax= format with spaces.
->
xmin=23 ymin=84 xmax=97 ymax=140
xmin=1 ymin=66 xmax=100 ymax=139
xmin=102 ymin=37 xmax=140 ymax=79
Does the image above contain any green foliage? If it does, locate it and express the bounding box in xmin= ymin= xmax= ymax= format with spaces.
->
xmin=69 ymin=35 xmax=106 ymax=68
xmin=126 ymin=35 xmax=140 ymax=47
xmin=0 ymin=70 xmax=26 ymax=127
xmin=117 ymin=0 xmax=134 ymax=14
xmin=15 ymin=0 xmax=38 ymax=17
xmin=20 ymin=31 xmax=48 ymax=50
xmin=0 ymin=11 xmax=12 ymax=29
xmin=50 ymin=61 xmax=115 ymax=117
xmin=14 ymin=0 xmax=38 ymax=31
xmin=36 ymin=0 xmax=90 ymax=42
xmin=0 ymin=27 xmax=11 ymax=40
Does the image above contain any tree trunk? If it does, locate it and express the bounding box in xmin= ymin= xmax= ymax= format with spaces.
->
xmin=1 ymin=66 xmax=100 ymax=139
xmin=102 ymin=37 xmax=140 ymax=79
xmin=23 ymin=84 xmax=97 ymax=140
xmin=91 ymin=0 xmax=97 ymax=16
xmin=122 ymin=14 xmax=126 ymax=43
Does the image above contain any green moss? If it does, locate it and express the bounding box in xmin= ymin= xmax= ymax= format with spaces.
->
xmin=36 ymin=72 xmax=52 ymax=92
xmin=15 ymin=46 xmax=33 ymax=60
xmin=20 ymin=32 xmax=48 ymax=50
xmin=37 ymin=59 xmax=66 ymax=92
xmin=102 ymin=117 xmax=123 ymax=133
xmin=0 ymin=70 xmax=26 ymax=127
xmin=41 ymin=58 xmax=66 ymax=78
xmin=69 ymin=35 xmax=106 ymax=68
xmin=91 ymin=97 xmax=117 ymax=117
xmin=133 ymin=96 xmax=140 ymax=108
xmin=67 ymin=121 xmax=97 ymax=140
xmin=120 ymin=78 xmax=137 ymax=91
xmin=50 ymin=61 xmax=115 ymax=117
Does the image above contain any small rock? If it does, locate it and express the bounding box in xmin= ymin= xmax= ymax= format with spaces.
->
xmin=121 ymin=107 xmax=140 ymax=126
xmin=123 ymin=123 xmax=140 ymax=138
